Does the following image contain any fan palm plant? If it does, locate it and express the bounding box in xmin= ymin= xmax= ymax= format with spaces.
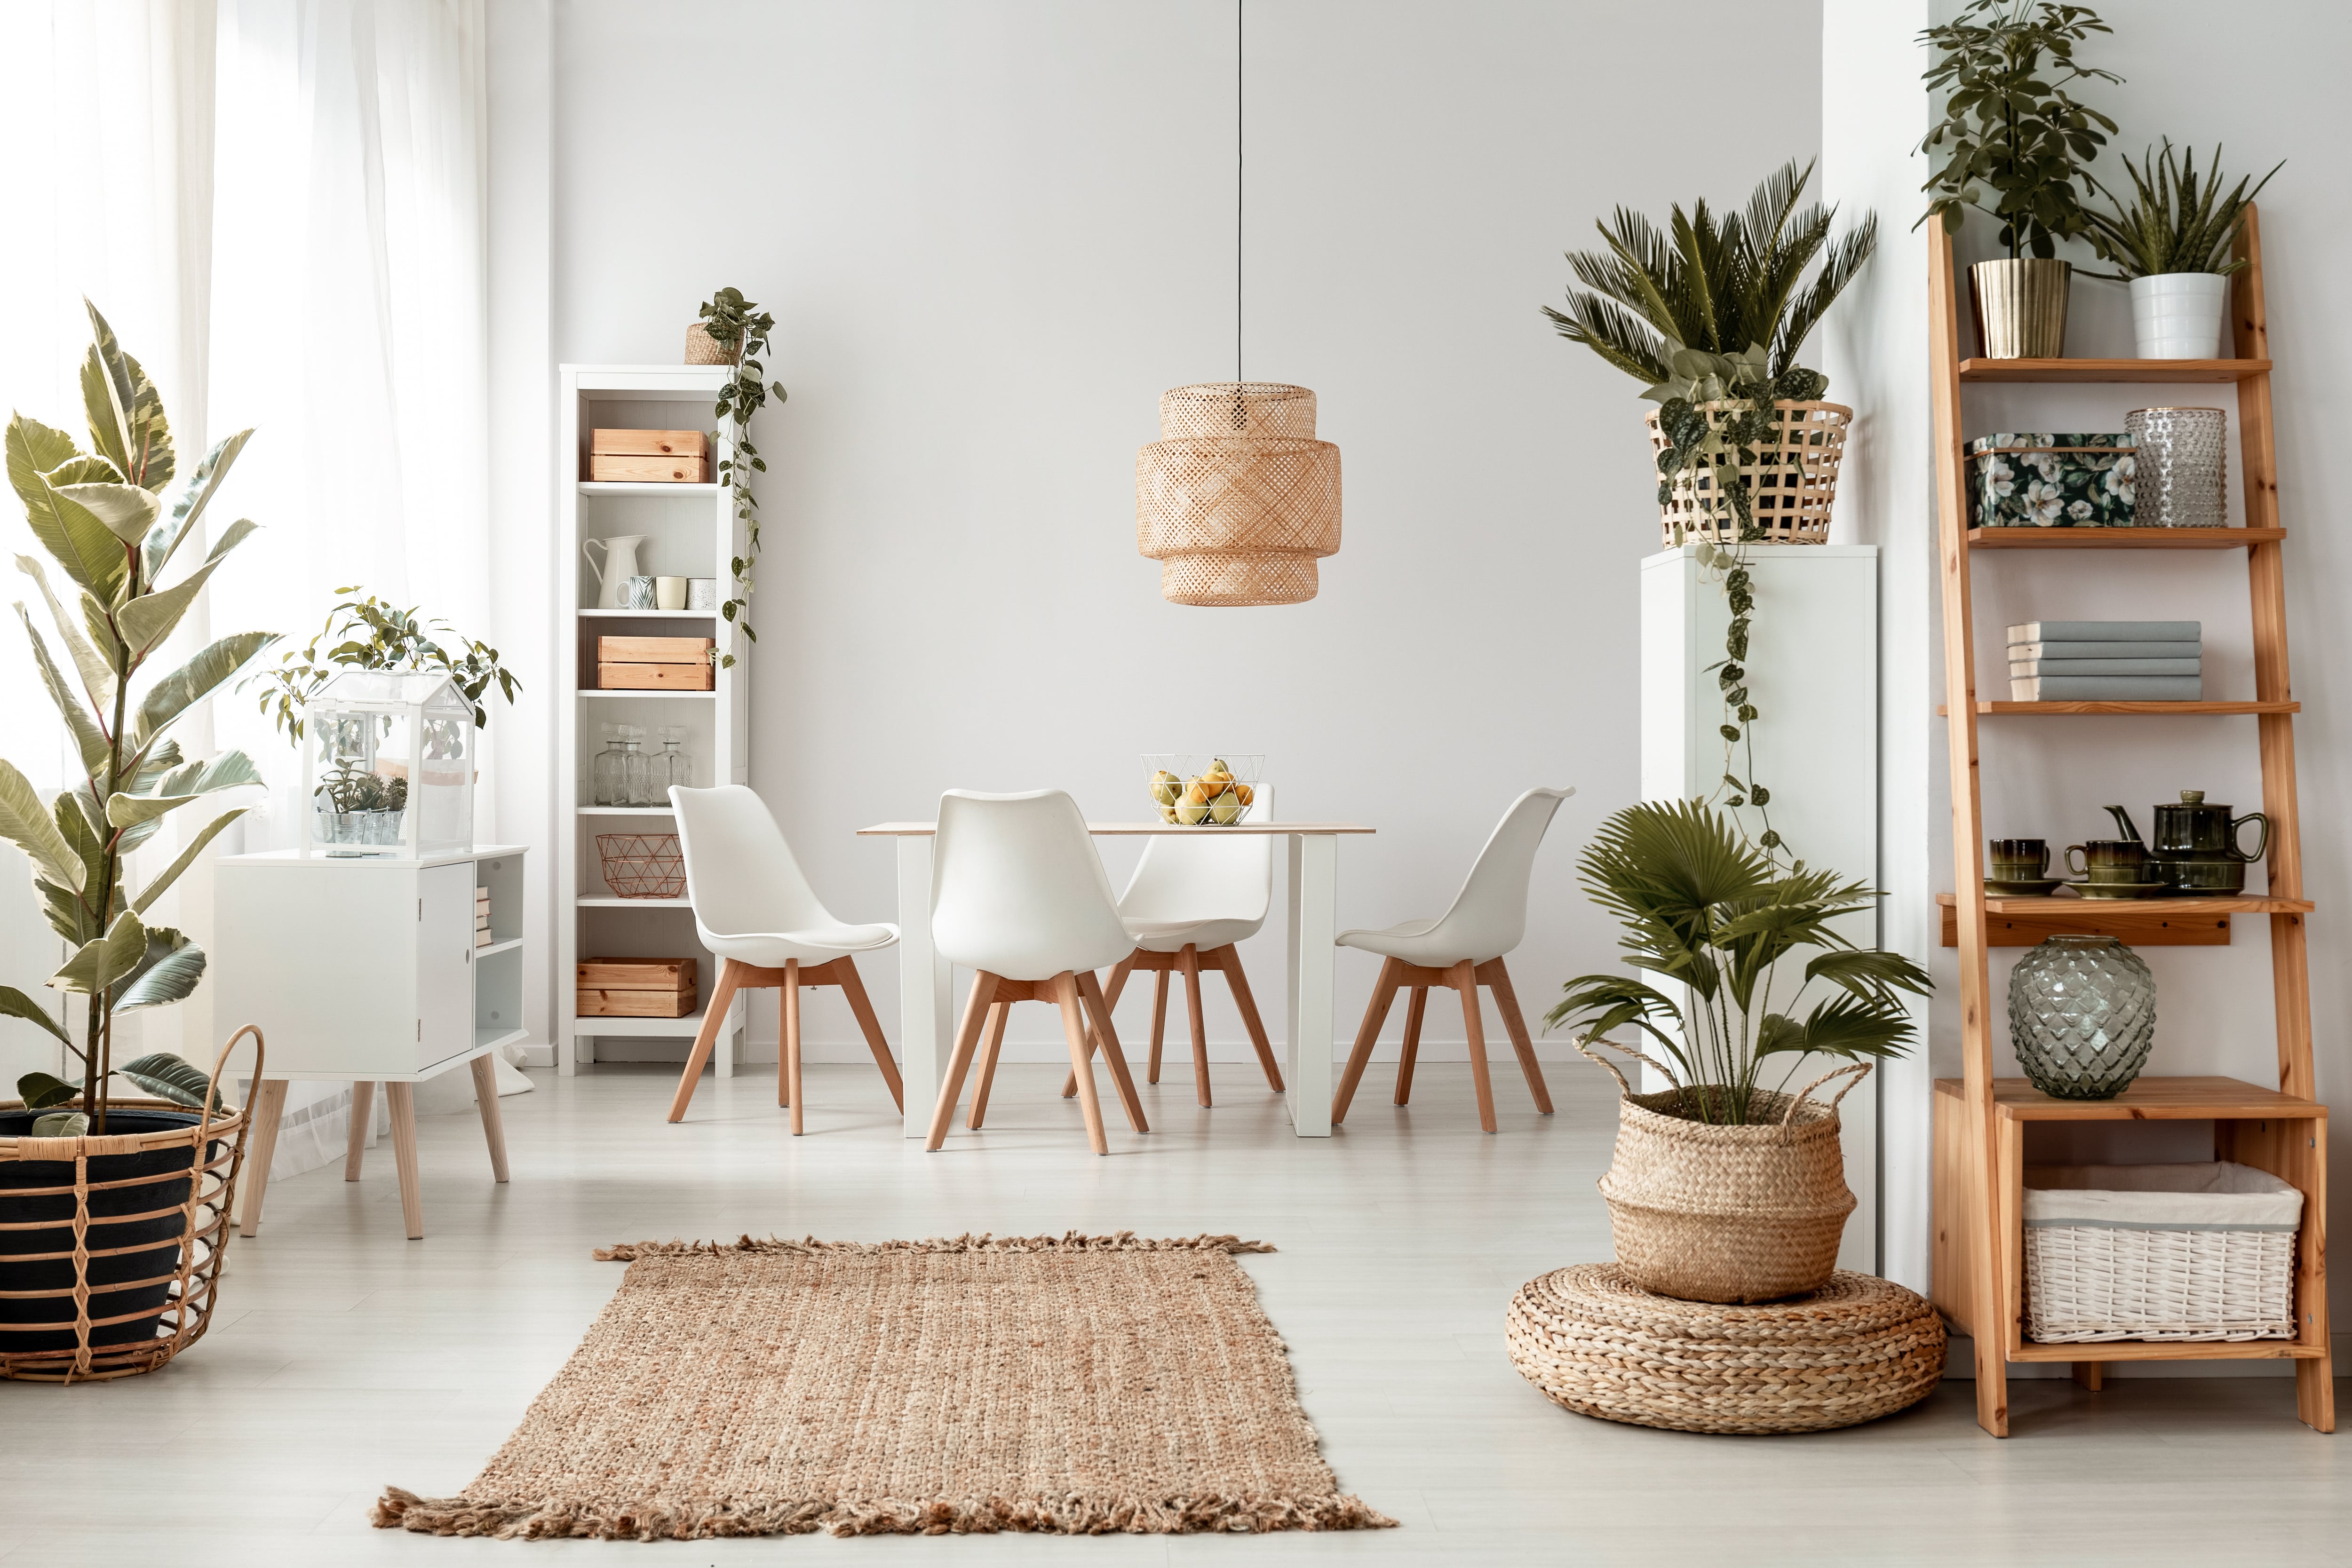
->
xmin=1544 ymin=158 xmax=1877 ymax=397
xmin=2083 ymin=140 xmax=2280 ymax=280
xmin=1 ymin=302 xmax=278 ymax=1133
xmin=1546 ymin=800 xmax=1931 ymax=1126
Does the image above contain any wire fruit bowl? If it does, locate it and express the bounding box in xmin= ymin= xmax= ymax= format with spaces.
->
xmin=1142 ymin=754 xmax=1263 ymax=826
xmin=595 ymin=833 xmax=687 ymax=898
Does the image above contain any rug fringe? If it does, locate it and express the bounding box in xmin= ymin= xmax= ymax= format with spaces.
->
xmin=594 ymin=1231 xmax=1276 ymax=1261
xmin=373 ymin=1486 xmax=1394 ymax=1538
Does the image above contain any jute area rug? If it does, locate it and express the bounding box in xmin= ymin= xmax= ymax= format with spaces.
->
xmin=373 ymin=1233 xmax=1392 ymax=1540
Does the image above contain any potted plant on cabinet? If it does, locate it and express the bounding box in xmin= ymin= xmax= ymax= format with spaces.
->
xmin=1917 ymin=0 xmax=2121 ymax=358
xmin=2084 ymin=140 xmax=2280 ymax=360
xmin=1547 ymin=800 xmax=1932 ymax=1304
xmin=0 ymin=303 xmax=277 ymax=1379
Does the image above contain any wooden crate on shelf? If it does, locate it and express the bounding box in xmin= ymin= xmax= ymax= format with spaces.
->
xmin=596 ymin=635 xmax=715 ymax=691
xmin=577 ymin=956 xmax=698 ymax=1018
xmin=588 ymin=428 xmax=709 ymax=483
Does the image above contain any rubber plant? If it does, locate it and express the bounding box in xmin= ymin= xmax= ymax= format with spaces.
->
xmin=244 ymin=587 xmax=521 ymax=739
xmin=1546 ymin=159 xmax=1876 ymax=862
xmin=1 ymin=302 xmax=278 ymax=1134
xmin=1546 ymin=799 xmax=1931 ymax=1126
xmin=695 ymin=287 xmax=787 ymax=669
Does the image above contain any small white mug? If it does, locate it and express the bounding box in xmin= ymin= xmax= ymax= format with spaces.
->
xmin=655 ymin=576 xmax=688 ymax=610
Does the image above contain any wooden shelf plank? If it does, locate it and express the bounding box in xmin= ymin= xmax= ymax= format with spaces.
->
xmin=576 ymin=895 xmax=689 ymax=908
xmin=1937 ymin=892 xmax=2312 ymax=916
xmin=1936 ymin=1075 xmax=2324 ymax=1121
xmin=578 ymin=608 xmax=717 ymax=619
xmin=1968 ymin=527 xmax=2284 ymax=550
xmin=1955 ymin=700 xmax=2299 ymax=715
xmin=576 ymin=481 xmax=724 ymax=496
xmin=1958 ymin=356 xmax=2270 ymax=383
xmin=2008 ymin=1340 xmax=2325 ymax=1363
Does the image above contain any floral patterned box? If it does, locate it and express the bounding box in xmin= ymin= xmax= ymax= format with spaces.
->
xmin=1967 ymin=433 xmax=2137 ymax=528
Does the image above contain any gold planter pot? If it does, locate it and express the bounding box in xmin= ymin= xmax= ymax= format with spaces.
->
xmin=1970 ymin=258 xmax=2072 ymax=359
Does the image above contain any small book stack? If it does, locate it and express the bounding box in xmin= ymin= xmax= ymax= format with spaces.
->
xmin=2008 ymin=620 xmax=2201 ymax=700
xmin=475 ymin=886 xmax=493 ymax=948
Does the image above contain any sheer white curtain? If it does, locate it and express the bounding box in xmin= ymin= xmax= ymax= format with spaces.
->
xmin=0 ymin=0 xmax=497 ymax=1169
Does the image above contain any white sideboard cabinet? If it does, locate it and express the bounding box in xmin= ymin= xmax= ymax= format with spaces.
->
xmin=213 ymin=845 xmax=528 ymax=1238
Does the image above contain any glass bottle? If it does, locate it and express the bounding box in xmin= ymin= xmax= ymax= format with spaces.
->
xmin=658 ymin=726 xmax=692 ymax=793
xmin=619 ymin=726 xmax=652 ymax=807
xmin=591 ymin=724 xmax=623 ymax=807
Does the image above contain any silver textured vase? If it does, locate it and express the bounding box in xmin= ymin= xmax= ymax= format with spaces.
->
xmin=2008 ymin=935 xmax=2155 ymax=1100
xmin=1971 ymin=259 xmax=2072 ymax=359
xmin=2126 ymin=406 xmax=2228 ymax=529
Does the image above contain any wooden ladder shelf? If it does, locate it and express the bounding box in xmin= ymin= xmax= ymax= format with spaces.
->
xmin=1928 ymin=206 xmax=2331 ymax=1438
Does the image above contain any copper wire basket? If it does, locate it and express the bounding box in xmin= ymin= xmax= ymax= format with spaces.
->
xmin=595 ymin=833 xmax=687 ymax=898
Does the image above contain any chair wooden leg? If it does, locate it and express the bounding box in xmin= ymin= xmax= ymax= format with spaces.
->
xmin=667 ymin=958 xmax=746 ymax=1122
xmin=1331 ymin=958 xmax=1403 ymax=1125
xmin=1394 ymin=987 xmax=1428 ymax=1105
xmin=469 ymin=1055 xmax=510 ymax=1182
xmin=1482 ymin=958 xmax=1553 ymax=1114
xmin=925 ymin=972 xmax=1000 ymax=1150
xmin=968 ymin=1002 xmax=1009 ymax=1129
xmin=344 ymin=1079 xmax=374 ymax=1181
xmin=1217 ymin=946 xmax=1284 ymax=1093
xmin=1062 ymin=952 xmax=1141 ymax=1099
xmin=1454 ymin=959 xmax=1497 ymax=1133
xmin=1177 ymin=943 xmax=1212 ymax=1108
xmin=1148 ymin=967 xmax=1170 ymax=1084
xmin=784 ymin=958 xmax=806 ymax=1134
xmin=837 ymin=958 xmax=904 ymax=1112
xmin=1077 ymin=968 xmax=1147 ymax=1133
xmin=237 ymin=1079 xmax=289 ymax=1238
xmin=1052 ymin=972 xmax=1111 ymax=1155
xmin=386 ymin=1081 xmax=425 ymax=1239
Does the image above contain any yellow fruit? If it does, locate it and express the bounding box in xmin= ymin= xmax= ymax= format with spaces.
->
xmin=1209 ymin=793 xmax=1243 ymax=825
xmin=1234 ymin=783 xmax=1255 ymax=806
xmin=1209 ymin=757 xmax=1231 ymax=775
xmin=1176 ymin=797 xmax=1210 ymax=825
xmin=1183 ymin=781 xmax=1213 ymax=807
xmin=1150 ymin=769 xmax=1182 ymax=806
xmin=1160 ymin=805 xmax=1178 ymax=823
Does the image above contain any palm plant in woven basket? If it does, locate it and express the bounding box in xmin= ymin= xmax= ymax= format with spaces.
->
xmin=1547 ymin=800 xmax=1930 ymax=1126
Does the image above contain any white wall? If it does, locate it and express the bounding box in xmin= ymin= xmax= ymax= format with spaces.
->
xmin=526 ymin=0 xmax=1824 ymax=1065
xmin=1824 ymin=0 xmax=2352 ymax=1340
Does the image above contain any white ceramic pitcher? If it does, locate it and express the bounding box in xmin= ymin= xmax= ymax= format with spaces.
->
xmin=582 ymin=535 xmax=646 ymax=609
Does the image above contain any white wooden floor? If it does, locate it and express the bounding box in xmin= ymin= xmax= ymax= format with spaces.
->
xmin=3 ymin=1061 xmax=2344 ymax=1565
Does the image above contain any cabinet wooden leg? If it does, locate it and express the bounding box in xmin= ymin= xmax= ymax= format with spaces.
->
xmin=2071 ymin=1361 xmax=2103 ymax=1392
xmin=469 ymin=1055 xmax=510 ymax=1182
xmin=385 ymin=1081 xmax=424 ymax=1240
xmin=1394 ymin=988 xmax=1427 ymax=1105
xmin=344 ymin=1080 xmax=374 ymax=1181
xmin=1331 ymin=958 xmax=1402 ymax=1125
xmin=1455 ymin=960 xmax=1497 ymax=1133
xmin=237 ymin=1079 xmax=289 ymax=1238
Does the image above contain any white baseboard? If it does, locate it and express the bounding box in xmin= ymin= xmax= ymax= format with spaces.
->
xmin=568 ymin=1037 xmax=1597 ymax=1066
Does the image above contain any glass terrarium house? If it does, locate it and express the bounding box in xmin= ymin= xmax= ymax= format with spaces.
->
xmin=301 ymin=671 xmax=477 ymax=857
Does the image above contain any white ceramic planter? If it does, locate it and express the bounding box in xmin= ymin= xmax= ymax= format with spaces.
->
xmin=2130 ymin=272 xmax=2230 ymax=359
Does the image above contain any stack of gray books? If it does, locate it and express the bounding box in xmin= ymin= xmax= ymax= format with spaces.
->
xmin=2007 ymin=620 xmax=2201 ymax=700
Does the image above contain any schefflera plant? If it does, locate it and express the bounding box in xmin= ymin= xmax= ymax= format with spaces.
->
xmin=0 ymin=302 xmax=278 ymax=1134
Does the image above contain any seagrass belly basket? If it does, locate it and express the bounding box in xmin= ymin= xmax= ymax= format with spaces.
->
xmin=0 ymin=1028 xmax=262 ymax=1382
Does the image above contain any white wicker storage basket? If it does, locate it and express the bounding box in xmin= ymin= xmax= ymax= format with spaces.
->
xmin=2022 ymin=1162 xmax=2302 ymax=1343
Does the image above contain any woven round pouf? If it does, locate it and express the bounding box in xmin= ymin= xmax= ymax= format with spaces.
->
xmin=1507 ymin=1265 xmax=1946 ymax=1435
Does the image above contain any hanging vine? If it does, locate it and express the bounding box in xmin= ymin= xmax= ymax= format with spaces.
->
xmin=696 ymin=287 xmax=787 ymax=669
xmin=1649 ymin=348 xmax=1830 ymax=866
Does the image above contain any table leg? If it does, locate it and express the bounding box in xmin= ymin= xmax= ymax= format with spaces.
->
xmin=469 ymin=1055 xmax=510 ymax=1182
xmin=386 ymin=1082 xmax=424 ymax=1240
xmin=897 ymin=835 xmax=954 ymax=1138
xmin=237 ymin=1079 xmax=289 ymax=1237
xmin=1285 ymin=833 xmax=1337 ymax=1136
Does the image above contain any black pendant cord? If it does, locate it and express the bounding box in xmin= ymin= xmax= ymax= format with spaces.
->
xmin=1236 ymin=0 xmax=1243 ymax=386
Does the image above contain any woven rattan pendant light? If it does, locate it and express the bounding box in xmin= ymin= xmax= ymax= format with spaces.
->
xmin=1135 ymin=3 xmax=1340 ymax=607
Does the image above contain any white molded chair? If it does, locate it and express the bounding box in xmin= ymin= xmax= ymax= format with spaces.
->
xmin=663 ymin=786 xmax=903 ymax=1131
xmin=1058 ymin=787 xmax=1283 ymax=1108
xmin=925 ymin=789 xmax=1147 ymax=1155
xmin=1331 ymin=786 xmax=1574 ymax=1133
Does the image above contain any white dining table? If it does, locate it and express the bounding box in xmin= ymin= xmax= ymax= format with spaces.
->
xmin=857 ymin=820 xmax=1375 ymax=1138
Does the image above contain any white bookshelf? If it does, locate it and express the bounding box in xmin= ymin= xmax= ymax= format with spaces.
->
xmin=557 ymin=365 xmax=751 ymax=1076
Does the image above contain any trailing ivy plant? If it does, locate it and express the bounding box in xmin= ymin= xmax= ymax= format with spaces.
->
xmin=1916 ymin=0 xmax=2121 ymax=260
xmin=2 ymin=302 xmax=280 ymax=1134
xmin=243 ymin=587 xmax=520 ymax=739
xmin=695 ymin=287 xmax=787 ymax=670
